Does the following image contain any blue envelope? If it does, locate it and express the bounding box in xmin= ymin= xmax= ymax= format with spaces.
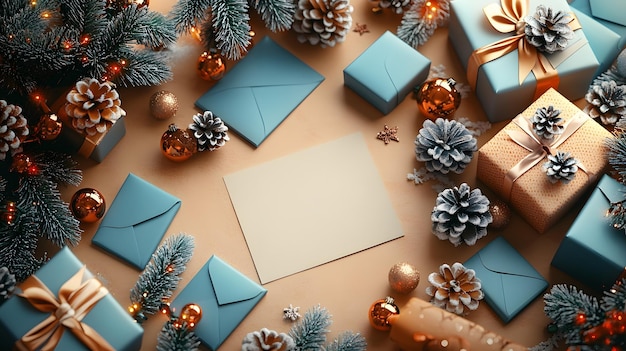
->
xmin=195 ymin=36 xmax=324 ymax=147
xmin=464 ymin=237 xmax=548 ymax=323
xmin=92 ymin=173 xmax=181 ymax=269
xmin=171 ymin=255 xmax=267 ymax=350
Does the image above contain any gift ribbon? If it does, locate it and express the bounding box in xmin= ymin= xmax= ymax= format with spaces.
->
xmin=467 ymin=0 xmax=584 ymax=100
xmin=503 ymin=111 xmax=593 ymax=200
xmin=14 ymin=266 xmax=114 ymax=351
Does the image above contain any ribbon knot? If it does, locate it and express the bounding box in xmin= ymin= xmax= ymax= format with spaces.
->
xmin=55 ymin=302 xmax=75 ymax=322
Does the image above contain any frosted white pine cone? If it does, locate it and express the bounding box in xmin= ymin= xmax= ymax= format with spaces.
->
xmin=65 ymin=77 xmax=126 ymax=136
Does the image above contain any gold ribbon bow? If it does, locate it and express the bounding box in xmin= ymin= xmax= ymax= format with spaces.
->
xmin=503 ymin=111 xmax=591 ymax=200
xmin=467 ymin=0 xmax=582 ymax=99
xmin=15 ymin=266 xmax=114 ymax=351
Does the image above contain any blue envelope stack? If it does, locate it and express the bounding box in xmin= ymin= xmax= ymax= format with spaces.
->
xmin=195 ymin=36 xmax=324 ymax=147
xmin=171 ymin=255 xmax=267 ymax=350
xmin=92 ymin=173 xmax=181 ymax=269
xmin=552 ymin=174 xmax=626 ymax=291
xmin=343 ymin=31 xmax=431 ymax=115
xmin=464 ymin=237 xmax=548 ymax=323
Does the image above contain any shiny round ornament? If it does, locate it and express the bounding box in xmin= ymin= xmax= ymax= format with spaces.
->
xmin=368 ymin=297 xmax=399 ymax=331
xmin=388 ymin=262 xmax=420 ymax=294
xmin=179 ymin=303 xmax=202 ymax=329
xmin=149 ymin=90 xmax=179 ymax=120
xmin=70 ymin=188 xmax=106 ymax=223
xmin=160 ymin=124 xmax=197 ymax=162
xmin=10 ymin=153 xmax=38 ymax=175
xmin=416 ymin=78 xmax=462 ymax=120
xmin=197 ymin=51 xmax=226 ymax=81
xmin=35 ymin=113 xmax=62 ymax=141
xmin=488 ymin=199 xmax=511 ymax=230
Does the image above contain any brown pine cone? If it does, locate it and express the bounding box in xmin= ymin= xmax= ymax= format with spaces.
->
xmin=0 ymin=100 xmax=29 ymax=161
xmin=293 ymin=0 xmax=353 ymax=47
xmin=65 ymin=77 xmax=126 ymax=136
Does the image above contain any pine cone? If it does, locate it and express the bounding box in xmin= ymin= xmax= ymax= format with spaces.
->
xmin=524 ymin=5 xmax=574 ymax=54
xmin=543 ymin=151 xmax=579 ymax=184
xmin=293 ymin=0 xmax=354 ymax=47
xmin=414 ymin=118 xmax=477 ymax=174
xmin=530 ymin=105 xmax=564 ymax=140
xmin=0 ymin=267 xmax=16 ymax=300
xmin=425 ymin=262 xmax=483 ymax=315
xmin=0 ymin=100 xmax=29 ymax=161
xmin=65 ymin=77 xmax=126 ymax=136
xmin=242 ymin=328 xmax=295 ymax=351
xmin=188 ymin=111 xmax=229 ymax=151
xmin=584 ymin=80 xmax=626 ymax=125
xmin=377 ymin=0 xmax=411 ymax=14
xmin=431 ymin=183 xmax=492 ymax=247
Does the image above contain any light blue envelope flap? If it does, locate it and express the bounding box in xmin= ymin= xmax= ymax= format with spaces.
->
xmin=92 ymin=173 xmax=181 ymax=269
xmin=195 ymin=36 xmax=324 ymax=147
xmin=172 ymin=255 xmax=266 ymax=350
xmin=464 ymin=236 xmax=548 ymax=323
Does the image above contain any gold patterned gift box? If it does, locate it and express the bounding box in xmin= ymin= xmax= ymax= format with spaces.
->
xmin=476 ymin=88 xmax=612 ymax=233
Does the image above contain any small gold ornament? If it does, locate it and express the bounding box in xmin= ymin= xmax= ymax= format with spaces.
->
xmin=416 ymin=78 xmax=462 ymax=120
xmin=369 ymin=296 xmax=399 ymax=331
xmin=388 ymin=262 xmax=420 ymax=294
xmin=160 ymin=124 xmax=197 ymax=162
xmin=70 ymin=188 xmax=106 ymax=223
xmin=35 ymin=113 xmax=62 ymax=141
xmin=489 ymin=199 xmax=511 ymax=230
xmin=179 ymin=303 xmax=202 ymax=329
xmin=149 ymin=90 xmax=179 ymax=120
xmin=197 ymin=51 xmax=226 ymax=81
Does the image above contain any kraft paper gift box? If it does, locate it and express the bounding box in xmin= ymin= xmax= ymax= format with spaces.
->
xmin=448 ymin=0 xmax=599 ymax=123
xmin=476 ymin=88 xmax=611 ymax=233
xmin=570 ymin=0 xmax=626 ymax=48
xmin=92 ymin=173 xmax=181 ymax=269
xmin=171 ymin=255 xmax=266 ymax=350
xmin=552 ymin=174 xmax=626 ymax=291
xmin=464 ymin=236 xmax=549 ymax=323
xmin=195 ymin=36 xmax=324 ymax=147
xmin=0 ymin=246 xmax=143 ymax=351
xmin=343 ymin=31 xmax=431 ymax=115
xmin=572 ymin=8 xmax=622 ymax=76
xmin=589 ymin=0 xmax=626 ymax=26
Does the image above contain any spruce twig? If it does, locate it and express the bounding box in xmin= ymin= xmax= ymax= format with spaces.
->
xmin=156 ymin=320 xmax=201 ymax=351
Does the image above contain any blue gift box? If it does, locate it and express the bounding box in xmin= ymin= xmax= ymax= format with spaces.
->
xmin=572 ymin=8 xmax=622 ymax=76
xmin=551 ymin=174 xmax=626 ymax=291
xmin=449 ymin=0 xmax=599 ymax=123
xmin=0 ymin=247 xmax=143 ymax=350
xmin=570 ymin=0 xmax=626 ymax=48
xmin=589 ymin=0 xmax=626 ymax=26
xmin=343 ymin=31 xmax=431 ymax=115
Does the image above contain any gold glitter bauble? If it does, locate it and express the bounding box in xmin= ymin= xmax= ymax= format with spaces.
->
xmin=160 ymin=124 xmax=197 ymax=162
xmin=388 ymin=262 xmax=420 ymax=294
xmin=416 ymin=78 xmax=461 ymax=120
xmin=369 ymin=297 xmax=399 ymax=331
xmin=70 ymin=188 xmax=106 ymax=223
xmin=489 ymin=199 xmax=511 ymax=230
xmin=149 ymin=90 xmax=179 ymax=120
xmin=197 ymin=51 xmax=226 ymax=81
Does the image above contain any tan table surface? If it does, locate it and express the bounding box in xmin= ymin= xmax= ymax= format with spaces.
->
xmin=57 ymin=1 xmax=593 ymax=350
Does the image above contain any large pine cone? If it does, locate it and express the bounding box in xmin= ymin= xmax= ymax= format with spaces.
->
xmin=0 ymin=100 xmax=29 ymax=161
xmin=188 ymin=111 xmax=229 ymax=152
xmin=425 ymin=262 xmax=483 ymax=315
xmin=293 ymin=0 xmax=353 ymax=47
xmin=431 ymin=183 xmax=492 ymax=247
xmin=543 ymin=151 xmax=579 ymax=184
xmin=414 ymin=118 xmax=477 ymax=174
xmin=584 ymin=80 xmax=626 ymax=125
xmin=65 ymin=77 xmax=126 ymax=136
xmin=524 ymin=5 xmax=574 ymax=54
xmin=530 ymin=105 xmax=564 ymax=140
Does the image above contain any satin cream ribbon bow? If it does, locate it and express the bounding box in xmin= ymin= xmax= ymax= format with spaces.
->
xmin=15 ymin=266 xmax=114 ymax=351
xmin=503 ymin=111 xmax=592 ymax=200
xmin=467 ymin=0 xmax=582 ymax=99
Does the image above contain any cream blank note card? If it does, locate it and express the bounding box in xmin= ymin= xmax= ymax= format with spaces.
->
xmin=223 ymin=132 xmax=404 ymax=283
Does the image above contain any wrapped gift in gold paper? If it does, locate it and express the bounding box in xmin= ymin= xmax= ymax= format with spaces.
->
xmin=476 ymin=88 xmax=611 ymax=233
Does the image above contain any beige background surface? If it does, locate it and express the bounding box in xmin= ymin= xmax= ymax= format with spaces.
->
xmin=53 ymin=1 xmax=595 ymax=350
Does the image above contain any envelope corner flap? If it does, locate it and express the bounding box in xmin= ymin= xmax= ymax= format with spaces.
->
xmin=208 ymin=256 xmax=266 ymax=306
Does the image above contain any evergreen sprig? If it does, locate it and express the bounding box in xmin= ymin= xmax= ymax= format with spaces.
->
xmin=156 ymin=320 xmax=201 ymax=351
xmin=0 ymin=209 xmax=47 ymax=282
xmin=607 ymin=131 xmax=626 ymax=183
xmin=396 ymin=0 xmax=450 ymax=48
xmin=289 ymin=304 xmax=332 ymax=350
xmin=325 ymin=331 xmax=367 ymax=351
xmin=129 ymin=233 xmax=195 ymax=324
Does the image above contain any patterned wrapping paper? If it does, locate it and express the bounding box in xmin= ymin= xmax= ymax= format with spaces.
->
xmin=476 ymin=88 xmax=612 ymax=233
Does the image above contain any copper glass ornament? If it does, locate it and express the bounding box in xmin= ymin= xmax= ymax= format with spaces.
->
xmin=160 ymin=124 xmax=197 ymax=162
xmin=416 ymin=78 xmax=461 ymax=120
xmin=369 ymin=296 xmax=399 ymax=331
xmin=197 ymin=51 xmax=226 ymax=81
xmin=35 ymin=113 xmax=62 ymax=141
xmin=70 ymin=188 xmax=106 ymax=223
xmin=179 ymin=303 xmax=202 ymax=329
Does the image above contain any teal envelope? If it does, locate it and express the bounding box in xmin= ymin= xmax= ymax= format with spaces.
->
xmin=195 ymin=36 xmax=324 ymax=147
xmin=172 ymin=255 xmax=267 ymax=350
xmin=464 ymin=236 xmax=548 ymax=323
xmin=92 ymin=173 xmax=181 ymax=269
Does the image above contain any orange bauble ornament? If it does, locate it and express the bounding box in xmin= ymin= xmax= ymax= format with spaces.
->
xmin=70 ymin=188 xmax=106 ymax=223
xmin=369 ymin=297 xmax=400 ymax=331
xmin=416 ymin=78 xmax=461 ymax=120
xmin=179 ymin=303 xmax=203 ymax=330
xmin=160 ymin=124 xmax=197 ymax=162
xmin=35 ymin=113 xmax=62 ymax=141
xmin=197 ymin=51 xmax=226 ymax=81
xmin=10 ymin=153 xmax=38 ymax=175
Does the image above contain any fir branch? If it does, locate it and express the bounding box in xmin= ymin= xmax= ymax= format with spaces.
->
xmin=33 ymin=151 xmax=82 ymax=187
xmin=211 ymin=0 xmax=251 ymax=60
xmin=114 ymin=49 xmax=173 ymax=87
xmin=602 ymin=278 xmax=626 ymax=312
xmin=251 ymin=0 xmax=296 ymax=32
xmin=133 ymin=7 xmax=178 ymax=48
xmin=169 ymin=0 xmax=213 ymax=34
xmin=325 ymin=331 xmax=367 ymax=351
xmin=156 ymin=319 xmax=201 ymax=351
xmin=606 ymin=132 xmax=626 ymax=182
xmin=289 ymin=304 xmax=332 ymax=350
xmin=130 ymin=233 xmax=195 ymax=323
xmin=16 ymin=175 xmax=81 ymax=247
xmin=0 ymin=208 xmax=47 ymax=282
xmin=397 ymin=9 xmax=436 ymax=48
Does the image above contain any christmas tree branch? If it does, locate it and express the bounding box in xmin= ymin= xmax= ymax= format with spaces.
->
xmin=252 ymin=0 xmax=296 ymax=32
xmin=210 ymin=0 xmax=251 ymax=60
xmin=0 ymin=209 xmax=47 ymax=282
xmin=156 ymin=320 xmax=201 ymax=351
xmin=289 ymin=304 xmax=332 ymax=350
xmin=33 ymin=152 xmax=82 ymax=187
xmin=169 ymin=0 xmax=213 ymax=34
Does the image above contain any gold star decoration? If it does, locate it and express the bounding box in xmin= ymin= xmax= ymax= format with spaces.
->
xmin=376 ymin=125 xmax=399 ymax=144
xmin=353 ymin=23 xmax=370 ymax=36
